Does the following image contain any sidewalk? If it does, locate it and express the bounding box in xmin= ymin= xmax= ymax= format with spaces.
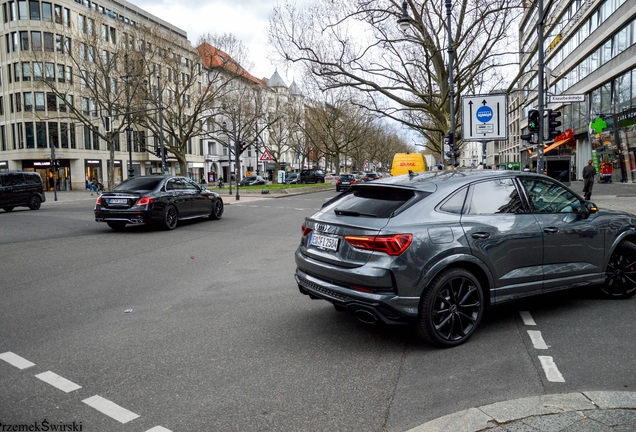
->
xmin=407 ymin=391 xmax=636 ymax=432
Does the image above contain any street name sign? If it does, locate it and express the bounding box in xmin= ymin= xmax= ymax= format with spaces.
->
xmin=461 ymin=93 xmax=508 ymax=141
xmin=548 ymin=94 xmax=585 ymax=103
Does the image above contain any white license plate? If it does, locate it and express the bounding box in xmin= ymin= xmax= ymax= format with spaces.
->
xmin=342 ymin=182 xmax=350 ymax=185
xmin=110 ymin=198 xmax=128 ymax=204
xmin=310 ymin=233 xmax=339 ymax=251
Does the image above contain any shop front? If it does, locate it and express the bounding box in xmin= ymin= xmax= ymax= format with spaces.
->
xmin=85 ymin=159 xmax=103 ymax=190
xmin=23 ymin=159 xmax=72 ymax=191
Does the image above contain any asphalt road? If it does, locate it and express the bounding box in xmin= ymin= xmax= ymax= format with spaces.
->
xmin=0 ymin=189 xmax=635 ymax=432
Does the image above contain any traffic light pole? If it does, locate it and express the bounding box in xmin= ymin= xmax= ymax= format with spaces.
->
xmin=537 ymin=0 xmax=546 ymax=174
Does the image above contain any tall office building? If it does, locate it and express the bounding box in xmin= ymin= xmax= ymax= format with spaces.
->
xmin=518 ymin=0 xmax=635 ymax=182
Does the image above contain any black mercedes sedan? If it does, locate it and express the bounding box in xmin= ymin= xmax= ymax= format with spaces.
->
xmin=295 ymin=170 xmax=636 ymax=347
xmin=95 ymin=176 xmax=224 ymax=230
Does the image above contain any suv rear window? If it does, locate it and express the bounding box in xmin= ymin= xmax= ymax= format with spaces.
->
xmin=325 ymin=187 xmax=418 ymax=218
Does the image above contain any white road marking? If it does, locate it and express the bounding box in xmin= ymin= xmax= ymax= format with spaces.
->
xmin=0 ymin=352 xmax=35 ymax=369
xmin=527 ymin=330 xmax=549 ymax=349
xmin=82 ymin=395 xmax=139 ymax=423
xmin=146 ymin=427 xmax=172 ymax=432
xmin=519 ymin=311 xmax=536 ymax=326
xmin=538 ymin=356 xmax=565 ymax=382
xmin=35 ymin=371 xmax=81 ymax=393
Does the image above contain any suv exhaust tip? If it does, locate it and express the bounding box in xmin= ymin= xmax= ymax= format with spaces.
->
xmin=353 ymin=309 xmax=378 ymax=324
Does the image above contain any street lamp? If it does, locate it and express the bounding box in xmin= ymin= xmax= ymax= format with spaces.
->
xmin=398 ymin=0 xmax=458 ymax=167
xmin=222 ymin=121 xmax=232 ymax=195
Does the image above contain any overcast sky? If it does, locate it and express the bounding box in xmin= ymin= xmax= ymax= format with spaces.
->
xmin=131 ymin=0 xmax=281 ymax=82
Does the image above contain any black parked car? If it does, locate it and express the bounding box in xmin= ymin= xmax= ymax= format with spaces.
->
xmin=299 ymin=169 xmax=326 ymax=184
xmin=0 ymin=171 xmax=46 ymax=212
xmin=295 ymin=170 xmax=636 ymax=347
xmin=95 ymin=176 xmax=223 ymax=230
xmin=238 ymin=175 xmax=266 ymax=186
xmin=363 ymin=172 xmax=380 ymax=181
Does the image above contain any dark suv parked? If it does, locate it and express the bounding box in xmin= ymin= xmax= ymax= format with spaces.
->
xmin=0 ymin=171 xmax=46 ymax=212
xmin=299 ymin=169 xmax=326 ymax=184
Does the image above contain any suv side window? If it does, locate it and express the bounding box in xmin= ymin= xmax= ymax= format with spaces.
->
xmin=24 ymin=174 xmax=41 ymax=185
xmin=519 ymin=177 xmax=582 ymax=213
xmin=466 ymin=178 xmax=526 ymax=214
xmin=1 ymin=173 xmax=24 ymax=186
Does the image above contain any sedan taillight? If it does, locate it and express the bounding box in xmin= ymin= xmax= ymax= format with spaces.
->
xmin=344 ymin=234 xmax=412 ymax=256
xmin=136 ymin=197 xmax=154 ymax=206
xmin=301 ymin=223 xmax=312 ymax=237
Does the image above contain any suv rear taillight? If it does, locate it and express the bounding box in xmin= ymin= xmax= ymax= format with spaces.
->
xmin=95 ymin=196 xmax=102 ymax=206
xmin=344 ymin=234 xmax=412 ymax=256
xmin=301 ymin=223 xmax=312 ymax=237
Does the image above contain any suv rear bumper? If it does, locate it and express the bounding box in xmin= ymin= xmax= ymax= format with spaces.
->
xmin=295 ymin=268 xmax=419 ymax=324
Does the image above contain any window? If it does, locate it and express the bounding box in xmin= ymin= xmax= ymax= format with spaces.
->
xmin=63 ymin=7 xmax=69 ymax=26
xmin=13 ymin=63 xmax=19 ymax=82
xmin=25 ymin=122 xmax=34 ymax=148
xmin=81 ymin=96 xmax=88 ymax=114
xmin=57 ymin=64 xmax=63 ymax=82
xmin=41 ymin=1 xmax=51 ymax=21
xmin=29 ymin=0 xmax=40 ymax=20
xmin=110 ymin=27 xmax=116 ymax=44
xmin=79 ymin=42 xmax=85 ymax=60
xmin=46 ymin=92 xmax=56 ymax=110
xmin=520 ymin=178 xmax=582 ymax=213
xmin=23 ymin=92 xmax=32 ymax=111
xmin=60 ymin=122 xmax=68 ymax=148
xmin=44 ymin=62 xmax=54 ymax=81
xmin=78 ymin=14 xmax=84 ymax=32
xmin=48 ymin=122 xmax=58 ymax=148
xmin=101 ymin=24 xmax=108 ymax=41
xmin=15 ymin=92 xmax=21 ymax=112
xmin=19 ymin=31 xmax=28 ymax=50
xmin=65 ymin=66 xmax=72 ymax=83
xmin=54 ymin=4 xmax=61 ymax=23
xmin=57 ymin=94 xmax=65 ymax=111
xmin=36 ymin=122 xmax=46 ymax=148
xmin=17 ymin=0 xmax=27 ymax=19
xmin=31 ymin=31 xmax=41 ymax=50
xmin=69 ymin=123 xmax=75 ymax=148
xmin=83 ymin=125 xmax=90 ymax=149
xmin=43 ymin=32 xmax=53 ymax=51
xmin=33 ymin=62 xmax=42 ymax=80
xmin=11 ymin=32 xmax=18 ymax=52
xmin=55 ymin=34 xmax=62 ymax=52
xmin=34 ymin=92 xmax=44 ymax=111
xmin=466 ymin=179 xmax=525 ymax=214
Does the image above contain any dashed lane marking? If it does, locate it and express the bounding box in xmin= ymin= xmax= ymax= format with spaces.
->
xmin=82 ymin=395 xmax=140 ymax=424
xmin=146 ymin=427 xmax=172 ymax=432
xmin=519 ymin=311 xmax=536 ymax=326
xmin=35 ymin=371 xmax=82 ymax=393
xmin=538 ymin=356 xmax=566 ymax=382
xmin=527 ymin=330 xmax=549 ymax=349
xmin=0 ymin=351 xmax=35 ymax=369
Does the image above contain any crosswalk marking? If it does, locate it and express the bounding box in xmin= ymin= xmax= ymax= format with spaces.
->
xmin=35 ymin=371 xmax=81 ymax=393
xmin=82 ymin=395 xmax=139 ymax=424
xmin=0 ymin=352 xmax=35 ymax=369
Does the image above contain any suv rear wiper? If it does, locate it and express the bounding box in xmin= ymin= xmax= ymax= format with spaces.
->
xmin=334 ymin=209 xmax=377 ymax=217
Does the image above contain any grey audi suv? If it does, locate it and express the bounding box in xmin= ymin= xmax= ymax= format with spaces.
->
xmin=294 ymin=170 xmax=636 ymax=347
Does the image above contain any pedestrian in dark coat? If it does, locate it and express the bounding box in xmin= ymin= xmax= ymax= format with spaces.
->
xmin=582 ymin=159 xmax=596 ymax=200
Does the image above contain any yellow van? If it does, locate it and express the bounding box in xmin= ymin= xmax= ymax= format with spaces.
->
xmin=391 ymin=153 xmax=428 ymax=176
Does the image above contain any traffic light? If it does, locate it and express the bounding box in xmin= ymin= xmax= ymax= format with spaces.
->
xmin=238 ymin=141 xmax=246 ymax=154
xmin=547 ymin=109 xmax=562 ymax=139
xmin=528 ymin=109 xmax=540 ymax=132
xmin=521 ymin=133 xmax=535 ymax=144
xmin=162 ymin=147 xmax=168 ymax=163
xmin=154 ymin=147 xmax=161 ymax=158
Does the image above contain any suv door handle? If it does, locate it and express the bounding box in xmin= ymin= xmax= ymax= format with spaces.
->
xmin=471 ymin=232 xmax=490 ymax=239
xmin=543 ymin=227 xmax=559 ymax=234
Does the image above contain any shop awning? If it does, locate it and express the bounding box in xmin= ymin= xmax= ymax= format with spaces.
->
xmin=530 ymin=137 xmax=574 ymax=158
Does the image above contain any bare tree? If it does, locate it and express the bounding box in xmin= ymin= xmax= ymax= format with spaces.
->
xmin=269 ymin=0 xmax=522 ymax=156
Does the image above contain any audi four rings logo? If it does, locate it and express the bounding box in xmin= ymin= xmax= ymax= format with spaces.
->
xmin=315 ymin=223 xmax=331 ymax=232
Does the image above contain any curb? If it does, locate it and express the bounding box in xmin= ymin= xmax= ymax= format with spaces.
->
xmin=406 ymin=391 xmax=636 ymax=432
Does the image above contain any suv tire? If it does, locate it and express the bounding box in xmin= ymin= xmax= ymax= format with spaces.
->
xmin=28 ymin=195 xmax=42 ymax=210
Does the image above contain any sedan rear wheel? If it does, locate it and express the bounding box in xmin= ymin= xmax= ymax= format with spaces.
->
xmin=417 ymin=268 xmax=483 ymax=348
xmin=601 ymin=240 xmax=636 ymax=299
xmin=209 ymin=199 xmax=224 ymax=220
xmin=161 ymin=205 xmax=178 ymax=230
